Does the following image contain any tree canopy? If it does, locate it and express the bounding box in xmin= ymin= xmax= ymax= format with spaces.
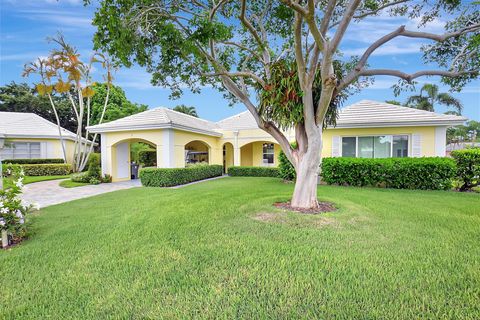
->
xmin=406 ymin=83 xmax=463 ymax=115
xmin=173 ymin=104 xmax=198 ymax=117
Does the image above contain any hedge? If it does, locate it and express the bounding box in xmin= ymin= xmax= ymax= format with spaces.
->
xmin=1 ymin=158 xmax=64 ymax=164
xmin=139 ymin=164 xmax=223 ymax=187
xmin=278 ymin=151 xmax=296 ymax=181
xmin=321 ymin=157 xmax=456 ymax=190
xmin=138 ymin=150 xmax=156 ymax=167
xmin=2 ymin=163 xmax=72 ymax=176
xmin=228 ymin=166 xmax=280 ymax=177
xmin=451 ymin=148 xmax=480 ymax=191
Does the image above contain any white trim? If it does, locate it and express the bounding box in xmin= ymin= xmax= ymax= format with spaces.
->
xmin=339 ymin=134 xmax=410 ymax=158
xmin=101 ymin=134 xmax=108 ymax=176
xmin=434 ymin=127 xmax=447 ymax=157
xmin=163 ymin=129 xmax=174 ymax=168
xmin=329 ymin=120 xmax=465 ymax=129
xmin=87 ymin=123 xmax=222 ymax=137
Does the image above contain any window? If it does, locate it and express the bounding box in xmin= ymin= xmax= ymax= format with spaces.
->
xmin=0 ymin=142 xmax=41 ymax=160
xmin=262 ymin=143 xmax=274 ymax=164
xmin=341 ymin=135 xmax=408 ymax=158
xmin=392 ymin=135 xmax=408 ymax=158
xmin=341 ymin=137 xmax=356 ymax=157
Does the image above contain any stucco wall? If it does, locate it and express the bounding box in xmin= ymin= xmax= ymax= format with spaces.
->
xmin=3 ymin=138 xmax=76 ymax=164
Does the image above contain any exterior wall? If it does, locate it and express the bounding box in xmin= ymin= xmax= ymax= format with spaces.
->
xmin=2 ymin=138 xmax=76 ymax=163
xmin=173 ymin=130 xmax=222 ymax=167
xmin=323 ymin=126 xmax=437 ymax=157
xmin=223 ymin=142 xmax=234 ymax=172
xmin=240 ymin=143 xmax=253 ymax=166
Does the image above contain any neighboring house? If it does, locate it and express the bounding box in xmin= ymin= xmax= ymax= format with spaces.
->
xmin=446 ymin=142 xmax=480 ymax=157
xmin=0 ymin=111 xmax=80 ymax=163
xmin=87 ymin=100 xmax=466 ymax=182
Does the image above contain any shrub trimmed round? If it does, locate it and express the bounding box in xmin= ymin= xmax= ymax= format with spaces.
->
xmin=139 ymin=164 xmax=223 ymax=187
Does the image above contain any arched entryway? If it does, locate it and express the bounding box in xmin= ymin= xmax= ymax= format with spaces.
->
xmin=240 ymin=141 xmax=279 ymax=167
xmin=184 ymin=140 xmax=210 ymax=166
xmin=222 ymin=142 xmax=234 ymax=173
xmin=112 ymin=138 xmax=157 ymax=180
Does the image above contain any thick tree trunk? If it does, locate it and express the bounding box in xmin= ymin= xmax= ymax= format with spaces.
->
xmin=290 ymin=133 xmax=322 ymax=208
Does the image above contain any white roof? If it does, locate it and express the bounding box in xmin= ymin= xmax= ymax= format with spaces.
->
xmin=334 ymin=100 xmax=466 ymax=128
xmin=216 ymin=111 xmax=259 ymax=130
xmin=87 ymin=100 xmax=467 ymax=135
xmin=87 ymin=107 xmax=221 ymax=136
xmin=0 ymin=111 xmax=78 ymax=140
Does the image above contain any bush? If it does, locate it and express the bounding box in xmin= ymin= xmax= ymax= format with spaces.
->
xmin=71 ymin=172 xmax=90 ymax=183
xmin=138 ymin=150 xmax=156 ymax=167
xmin=321 ymin=157 xmax=456 ymax=190
xmin=2 ymin=163 xmax=72 ymax=176
xmin=451 ymin=148 xmax=480 ymax=191
xmin=278 ymin=151 xmax=296 ymax=181
xmin=87 ymin=153 xmax=101 ymax=179
xmin=139 ymin=164 xmax=223 ymax=187
xmin=1 ymin=158 xmax=64 ymax=164
xmin=101 ymin=174 xmax=112 ymax=183
xmin=228 ymin=166 xmax=280 ymax=177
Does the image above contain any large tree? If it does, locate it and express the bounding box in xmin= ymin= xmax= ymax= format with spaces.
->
xmin=88 ymin=0 xmax=479 ymax=208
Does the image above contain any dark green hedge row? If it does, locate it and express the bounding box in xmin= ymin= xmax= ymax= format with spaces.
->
xmin=139 ymin=164 xmax=223 ymax=187
xmin=228 ymin=166 xmax=280 ymax=177
xmin=321 ymin=157 xmax=456 ymax=190
xmin=451 ymin=148 xmax=480 ymax=191
xmin=1 ymin=163 xmax=72 ymax=176
xmin=1 ymin=158 xmax=65 ymax=164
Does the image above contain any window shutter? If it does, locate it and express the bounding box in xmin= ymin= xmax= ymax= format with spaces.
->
xmin=332 ymin=136 xmax=341 ymax=157
xmin=411 ymin=134 xmax=422 ymax=157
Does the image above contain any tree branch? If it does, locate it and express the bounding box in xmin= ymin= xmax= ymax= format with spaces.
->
xmin=202 ymin=71 xmax=266 ymax=88
xmin=329 ymin=0 xmax=362 ymax=53
xmin=357 ymin=69 xmax=477 ymax=82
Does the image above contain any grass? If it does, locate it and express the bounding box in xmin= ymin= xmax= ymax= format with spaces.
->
xmin=2 ymin=175 xmax=69 ymax=189
xmin=59 ymin=179 xmax=89 ymax=188
xmin=1 ymin=177 xmax=479 ymax=318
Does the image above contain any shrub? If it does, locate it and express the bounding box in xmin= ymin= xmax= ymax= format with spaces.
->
xmin=278 ymin=151 xmax=296 ymax=181
xmin=321 ymin=157 xmax=456 ymax=190
xmin=451 ymin=148 xmax=480 ymax=191
xmin=228 ymin=166 xmax=280 ymax=177
xmin=87 ymin=153 xmax=101 ymax=179
xmin=1 ymin=158 xmax=64 ymax=164
xmin=71 ymin=172 xmax=90 ymax=183
xmin=139 ymin=164 xmax=223 ymax=187
xmin=138 ymin=150 xmax=156 ymax=167
xmin=101 ymin=174 xmax=112 ymax=183
xmin=2 ymin=163 xmax=72 ymax=176
xmin=0 ymin=164 xmax=37 ymax=247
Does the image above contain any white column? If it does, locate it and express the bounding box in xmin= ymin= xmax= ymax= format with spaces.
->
xmin=233 ymin=131 xmax=240 ymax=166
xmin=100 ymin=134 xmax=109 ymax=176
xmin=434 ymin=126 xmax=447 ymax=157
xmin=162 ymin=129 xmax=175 ymax=168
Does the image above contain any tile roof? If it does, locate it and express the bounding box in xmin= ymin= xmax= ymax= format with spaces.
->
xmin=87 ymin=107 xmax=221 ymax=136
xmin=0 ymin=111 xmax=77 ymax=140
xmin=334 ymin=100 xmax=467 ymax=128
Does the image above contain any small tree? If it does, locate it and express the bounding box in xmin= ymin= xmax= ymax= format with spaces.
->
xmin=406 ymin=83 xmax=463 ymax=114
xmin=89 ymin=0 xmax=480 ymax=208
xmin=173 ymin=105 xmax=198 ymax=117
xmin=23 ymin=35 xmax=113 ymax=172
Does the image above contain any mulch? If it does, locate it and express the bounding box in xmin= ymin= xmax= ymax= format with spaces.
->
xmin=273 ymin=201 xmax=336 ymax=214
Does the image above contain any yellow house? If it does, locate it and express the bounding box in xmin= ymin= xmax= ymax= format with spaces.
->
xmin=87 ymin=100 xmax=466 ymax=182
xmin=0 ymin=111 xmax=80 ymax=163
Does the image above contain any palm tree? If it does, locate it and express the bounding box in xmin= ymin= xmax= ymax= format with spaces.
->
xmin=173 ymin=105 xmax=198 ymax=117
xmin=406 ymin=84 xmax=463 ymax=115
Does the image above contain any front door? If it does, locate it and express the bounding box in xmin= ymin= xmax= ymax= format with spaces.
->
xmin=116 ymin=142 xmax=130 ymax=179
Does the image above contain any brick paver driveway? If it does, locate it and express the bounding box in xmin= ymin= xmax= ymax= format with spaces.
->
xmin=21 ymin=179 xmax=141 ymax=208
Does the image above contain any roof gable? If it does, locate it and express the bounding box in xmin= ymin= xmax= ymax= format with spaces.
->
xmin=0 ymin=111 xmax=77 ymax=140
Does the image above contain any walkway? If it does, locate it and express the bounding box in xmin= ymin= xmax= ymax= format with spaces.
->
xmin=21 ymin=179 xmax=141 ymax=208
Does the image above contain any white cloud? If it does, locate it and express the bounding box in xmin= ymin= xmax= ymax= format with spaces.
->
xmin=0 ymin=52 xmax=44 ymax=62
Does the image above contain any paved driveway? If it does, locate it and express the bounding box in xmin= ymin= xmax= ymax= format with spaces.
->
xmin=21 ymin=179 xmax=142 ymax=208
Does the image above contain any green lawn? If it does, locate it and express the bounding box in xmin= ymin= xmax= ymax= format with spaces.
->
xmin=2 ymin=175 xmax=69 ymax=189
xmin=1 ymin=177 xmax=479 ymax=318
xmin=59 ymin=179 xmax=89 ymax=188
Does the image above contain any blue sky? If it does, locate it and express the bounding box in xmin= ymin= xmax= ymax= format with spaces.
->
xmin=1 ymin=0 xmax=479 ymax=122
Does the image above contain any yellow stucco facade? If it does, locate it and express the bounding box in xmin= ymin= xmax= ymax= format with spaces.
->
xmin=3 ymin=138 xmax=76 ymax=164
xmin=98 ymin=124 xmax=444 ymax=182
